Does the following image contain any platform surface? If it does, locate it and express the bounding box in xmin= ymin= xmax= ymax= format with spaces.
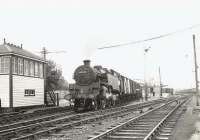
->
xmin=170 ymin=95 xmax=200 ymax=140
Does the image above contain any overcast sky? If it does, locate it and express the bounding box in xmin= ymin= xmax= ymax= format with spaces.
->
xmin=0 ymin=0 xmax=200 ymax=89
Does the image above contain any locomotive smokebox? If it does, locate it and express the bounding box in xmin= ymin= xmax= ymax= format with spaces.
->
xmin=83 ymin=60 xmax=91 ymax=66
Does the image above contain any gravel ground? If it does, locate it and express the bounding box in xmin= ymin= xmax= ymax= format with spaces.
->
xmin=39 ymin=111 xmax=141 ymax=140
xmin=170 ymin=96 xmax=200 ymax=140
xmin=39 ymin=104 xmax=154 ymax=140
xmin=38 ymin=96 xmax=161 ymax=140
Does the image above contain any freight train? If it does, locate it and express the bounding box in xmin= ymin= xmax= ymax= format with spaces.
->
xmin=69 ymin=60 xmax=142 ymax=111
xmin=162 ymin=88 xmax=174 ymax=95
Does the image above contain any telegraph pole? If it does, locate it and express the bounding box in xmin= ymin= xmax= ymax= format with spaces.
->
xmin=41 ymin=47 xmax=47 ymax=105
xmin=38 ymin=47 xmax=66 ymax=106
xmin=42 ymin=47 xmax=47 ymax=60
xmin=144 ymin=52 xmax=147 ymax=101
xmin=159 ymin=67 xmax=162 ymax=97
xmin=192 ymin=34 xmax=199 ymax=106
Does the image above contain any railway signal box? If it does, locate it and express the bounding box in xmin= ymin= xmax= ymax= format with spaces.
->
xmin=0 ymin=40 xmax=45 ymax=108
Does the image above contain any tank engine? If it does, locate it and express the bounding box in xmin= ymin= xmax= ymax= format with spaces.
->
xmin=70 ymin=60 xmax=142 ymax=111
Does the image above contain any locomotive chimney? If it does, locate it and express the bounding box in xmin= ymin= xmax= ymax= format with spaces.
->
xmin=83 ymin=60 xmax=91 ymax=66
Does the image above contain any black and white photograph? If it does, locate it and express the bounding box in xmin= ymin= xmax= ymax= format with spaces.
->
xmin=0 ymin=0 xmax=200 ymax=139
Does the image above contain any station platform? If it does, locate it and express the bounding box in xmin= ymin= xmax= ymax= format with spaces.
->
xmin=170 ymin=95 xmax=200 ymax=140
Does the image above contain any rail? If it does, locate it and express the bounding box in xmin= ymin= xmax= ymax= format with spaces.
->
xmin=1 ymin=97 xmax=174 ymax=139
xmin=89 ymin=96 xmax=188 ymax=140
xmin=143 ymin=98 xmax=188 ymax=140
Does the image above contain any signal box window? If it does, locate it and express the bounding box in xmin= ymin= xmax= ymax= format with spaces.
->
xmin=0 ymin=56 xmax=10 ymax=74
xmin=18 ymin=58 xmax=23 ymax=75
xmin=24 ymin=89 xmax=35 ymax=96
xmin=12 ymin=57 xmax=18 ymax=74
xmin=30 ymin=61 xmax=34 ymax=76
xmin=24 ymin=59 xmax=29 ymax=76
xmin=35 ymin=62 xmax=39 ymax=77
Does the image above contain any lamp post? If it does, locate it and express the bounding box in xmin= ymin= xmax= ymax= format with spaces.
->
xmin=159 ymin=67 xmax=162 ymax=97
xmin=144 ymin=46 xmax=151 ymax=101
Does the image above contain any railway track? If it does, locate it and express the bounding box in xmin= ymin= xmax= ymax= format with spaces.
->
xmin=0 ymin=106 xmax=72 ymax=125
xmin=154 ymin=97 xmax=191 ymax=140
xmin=0 ymin=112 xmax=20 ymax=120
xmin=0 ymin=97 xmax=173 ymax=140
xmin=88 ymin=96 xmax=190 ymax=140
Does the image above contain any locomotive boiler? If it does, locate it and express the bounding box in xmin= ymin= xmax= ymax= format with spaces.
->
xmin=70 ymin=60 xmax=142 ymax=111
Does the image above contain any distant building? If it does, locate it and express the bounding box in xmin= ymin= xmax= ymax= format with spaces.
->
xmin=0 ymin=39 xmax=45 ymax=108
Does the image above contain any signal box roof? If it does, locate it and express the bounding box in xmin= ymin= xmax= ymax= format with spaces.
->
xmin=0 ymin=42 xmax=45 ymax=62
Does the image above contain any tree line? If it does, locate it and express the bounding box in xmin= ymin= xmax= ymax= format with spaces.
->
xmin=46 ymin=60 xmax=68 ymax=91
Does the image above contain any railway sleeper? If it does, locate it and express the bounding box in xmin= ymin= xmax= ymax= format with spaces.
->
xmin=157 ymin=134 xmax=171 ymax=139
xmin=119 ymin=129 xmax=150 ymax=133
xmin=128 ymin=124 xmax=154 ymax=127
xmin=124 ymin=126 xmax=151 ymax=130
xmin=104 ymin=135 xmax=144 ymax=140
xmin=0 ymin=131 xmax=17 ymax=140
xmin=113 ymin=131 xmax=147 ymax=136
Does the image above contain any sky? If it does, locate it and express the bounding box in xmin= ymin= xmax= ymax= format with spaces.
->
xmin=0 ymin=0 xmax=200 ymax=89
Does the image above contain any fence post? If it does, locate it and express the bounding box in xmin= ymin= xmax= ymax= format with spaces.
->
xmin=57 ymin=93 xmax=59 ymax=106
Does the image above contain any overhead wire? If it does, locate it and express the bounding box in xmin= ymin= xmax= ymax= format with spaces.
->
xmin=98 ymin=24 xmax=200 ymax=50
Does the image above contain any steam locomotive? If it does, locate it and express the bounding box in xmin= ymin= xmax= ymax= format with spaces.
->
xmin=70 ymin=60 xmax=142 ymax=111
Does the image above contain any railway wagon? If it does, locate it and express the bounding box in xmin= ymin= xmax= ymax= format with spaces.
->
xmin=70 ymin=60 xmax=142 ymax=111
xmin=162 ymin=88 xmax=174 ymax=95
xmin=0 ymin=40 xmax=45 ymax=112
